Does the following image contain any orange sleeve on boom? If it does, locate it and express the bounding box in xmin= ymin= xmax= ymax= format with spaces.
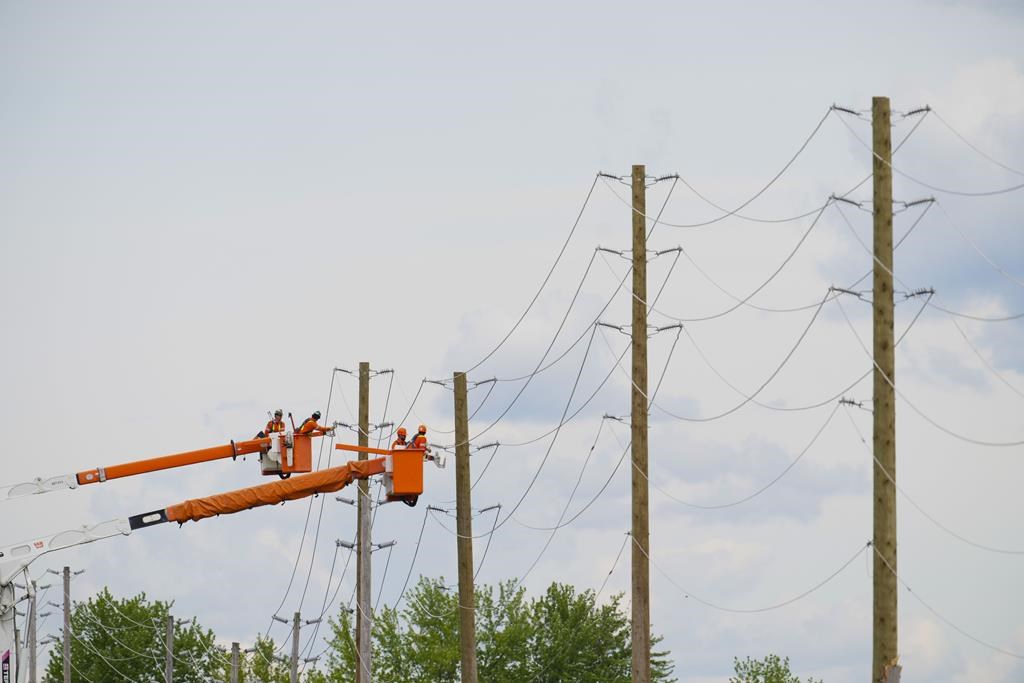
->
xmin=165 ymin=457 xmax=387 ymax=524
xmin=76 ymin=438 xmax=270 ymax=485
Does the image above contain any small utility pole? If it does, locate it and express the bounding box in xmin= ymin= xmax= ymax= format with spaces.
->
xmin=28 ymin=580 xmax=37 ymax=683
xmin=453 ymin=371 xmax=478 ymax=682
xmin=356 ymin=361 xmax=372 ymax=683
xmin=230 ymin=642 xmax=240 ymax=683
xmin=872 ymin=96 xmax=898 ymax=682
xmin=62 ymin=566 xmax=70 ymax=683
xmin=164 ymin=614 xmax=174 ymax=683
xmin=290 ymin=611 xmax=300 ymax=683
xmin=630 ymin=164 xmax=651 ymax=683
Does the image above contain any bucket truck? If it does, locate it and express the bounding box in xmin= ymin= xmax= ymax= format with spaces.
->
xmin=1 ymin=433 xmax=439 ymax=682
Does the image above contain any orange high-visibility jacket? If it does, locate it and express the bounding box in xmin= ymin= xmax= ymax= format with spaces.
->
xmin=265 ymin=420 xmax=286 ymax=434
xmin=411 ymin=434 xmax=428 ymax=449
xmin=298 ymin=418 xmax=330 ymax=435
xmin=391 ymin=438 xmax=407 ymax=449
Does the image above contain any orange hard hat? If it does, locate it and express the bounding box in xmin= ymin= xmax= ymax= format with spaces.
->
xmin=397 ymin=427 xmax=407 ymax=437
xmin=417 ymin=424 xmax=427 ymax=433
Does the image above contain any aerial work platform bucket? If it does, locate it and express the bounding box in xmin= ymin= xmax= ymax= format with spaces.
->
xmin=260 ymin=433 xmax=313 ymax=477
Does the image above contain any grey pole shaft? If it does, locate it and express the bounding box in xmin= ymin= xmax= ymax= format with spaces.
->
xmin=872 ymin=96 xmax=898 ymax=682
xmin=630 ymin=164 xmax=651 ymax=683
xmin=165 ymin=614 xmax=173 ymax=683
xmin=356 ymin=361 xmax=372 ymax=683
xmin=453 ymin=372 xmax=478 ymax=682
xmin=230 ymin=642 xmax=240 ymax=683
xmin=62 ymin=567 xmax=70 ymax=683
xmin=290 ymin=612 xmax=300 ymax=683
xmin=28 ymin=580 xmax=37 ymax=683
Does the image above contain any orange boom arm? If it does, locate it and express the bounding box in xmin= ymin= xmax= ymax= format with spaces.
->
xmin=127 ymin=443 xmax=425 ymax=530
xmin=76 ymin=438 xmax=272 ymax=485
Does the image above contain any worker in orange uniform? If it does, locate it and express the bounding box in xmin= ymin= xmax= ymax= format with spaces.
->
xmin=392 ymin=427 xmax=409 ymax=449
xmin=266 ymin=409 xmax=286 ymax=435
xmin=409 ymin=424 xmax=438 ymax=463
xmin=410 ymin=425 xmax=429 ymax=449
xmin=256 ymin=409 xmax=286 ymax=439
xmin=297 ymin=411 xmax=334 ymax=436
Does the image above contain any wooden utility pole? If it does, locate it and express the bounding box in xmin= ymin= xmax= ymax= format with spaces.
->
xmin=28 ymin=580 xmax=37 ymax=683
xmin=356 ymin=361 xmax=372 ymax=683
xmin=630 ymin=164 xmax=651 ymax=683
xmin=164 ymin=614 xmax=174 ymax=683
xmin=290 ymin=611 xmax=300 ymax=683
xmin=872 ymin=96 xmax=898 ymax=682
xmin=230 ymin=642 xmax=240 ymax=683
xmin=453 ymin=371 xmax=479 ymax=682
xmin=62 ymin=566 xmax=70 ymax=683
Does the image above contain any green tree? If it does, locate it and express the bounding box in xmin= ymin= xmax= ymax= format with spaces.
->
xmin=321 ymin=577 xmax=676 ymax=682
xmin=730 ymin=654 xmax=823 ymax=683
xmin=43 ymin=588 xmax=223 ymax=683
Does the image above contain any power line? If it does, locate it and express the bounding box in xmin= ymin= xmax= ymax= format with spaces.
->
xmin=832 ymin=197 xmax=1024 ymax=324
xmin=934 ymin=199 xmax=1024 ymax=289
xmin=647 ymin=193 xmax=930 ymax=324
xmin=501 ymin=419 xmax=610 ymax=587
xmin=473 ymin=506 xmax=501 ymax=582
xmin=641 ymin=538 xmax=872 ymax=614
xmin=646 ymin=200 xmax=833 ymax=322
xmin=596 ymin=532 xmax=630 ymax=600
xmin=830 ymin=203 xmax=1024 ymax=443
xmin=392 ymin=509 xmax=430 ymax=609
xmin=602 ymin=108 xmax=834 ymax=228
xmin=834 ymin=109 xmax=1024 ymax=197
xmin=927 ymin=302 xmax=1024 ymax=323
xmin=488 ymin=250 xmax=628 ymax=384
xmin=605 ymin=102 xmax=928 ymax=233
xmin=648 ymin=291 xmax=831 ymax=422
xmin=930 ymin=108 xmax=1024 ymax=177
xmin=872 ymin=545 xmax=1024 ymax=659
xmin=501 ymin=323 xmax=682 ymax=536
xmin=942 ymin=311 xmax=1024 ymax=401
xmin=841 ymin=404 xmax=1024 ymax=555
xmin=466 ymin=174 xmax=600 ymax=373
xmin=639 ymin=402 xmax=841 ymax=510
xmin=263 ymin=368 xmax=340 ymax=644
xmin=833 ymin=294 xmax=1024 ymax=447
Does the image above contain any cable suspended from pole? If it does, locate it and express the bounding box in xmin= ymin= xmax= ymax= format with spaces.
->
xmin=601 ymin=108 xmax=834 ymax=228
xmin=872 ymin=545 xmax=1024 ymax=659
xmin=641 ymin=537 xmax=872 ymax=614
xmin=834 ymin=109 xmax=1024 ymax=196
xmin=833 ymin=294 xmax=1024 ymax=447
xmin=466 ymin=174 xmax=600 ymax=373
xmin=639 ymin=402 xmax=842 ymax=510
xmin=931 ymin=108 xmax=1024 ymax=177
xmin=841 ymin=404 xmax=1024 ymax=555
xmin=459 ymin=180 xmax=680 ymax=447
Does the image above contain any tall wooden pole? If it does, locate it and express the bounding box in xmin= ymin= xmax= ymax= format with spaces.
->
xmin=631 ymin=164 xmax=651 ymax=683
xmin=164 ymin=614 xmax=174 ymax=683
xmin=28 ymin=580 xmax=37 ymax=683
xmin=453 ymin=371 xmax=479 ymax=682
xmin=62 ymin=566 xmax=70 ymax=683
xmin=872 ymin=96 xmax=898 ymax=682
xmin=290 ymin=611 xmax=300 ymax=683
xmin=356 ymin=361 xmax=372 ymax=683
xmin=230 ymin=642 xmax=240 ymax=683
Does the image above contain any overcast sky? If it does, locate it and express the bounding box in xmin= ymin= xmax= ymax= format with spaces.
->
xmin=2 ymin=1 xmax=1023 ymax=682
